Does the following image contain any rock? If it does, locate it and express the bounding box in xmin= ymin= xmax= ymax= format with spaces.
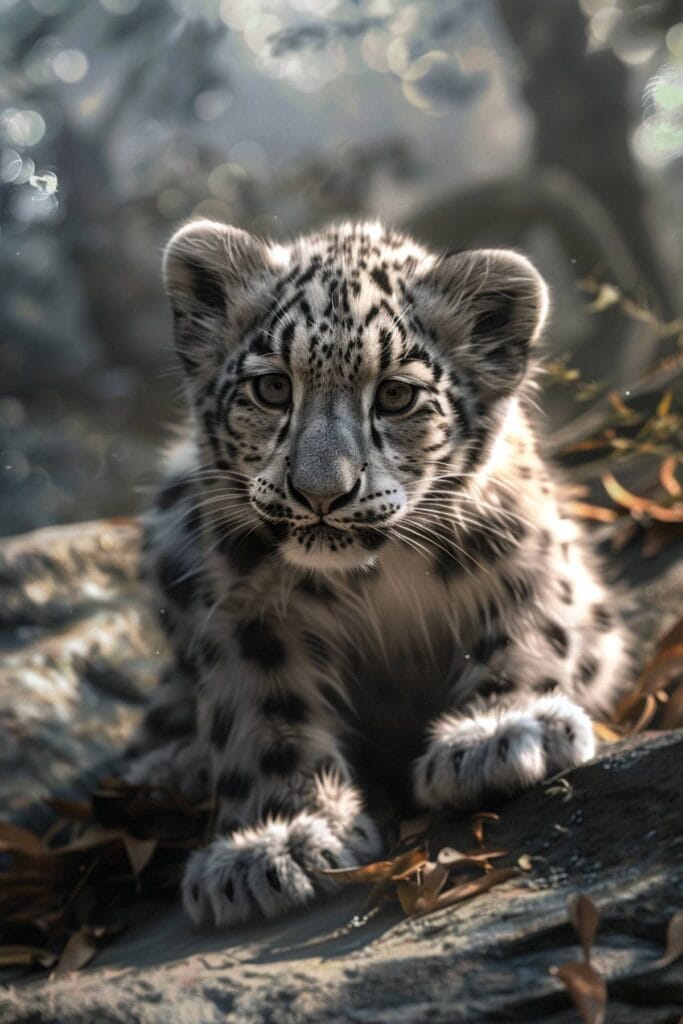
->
xmin=0 ymin=520 xmax=681 ymax=1023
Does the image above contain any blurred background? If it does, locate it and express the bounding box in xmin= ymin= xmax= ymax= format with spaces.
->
xmin=1 ymin=0 xmax=681 ymax=541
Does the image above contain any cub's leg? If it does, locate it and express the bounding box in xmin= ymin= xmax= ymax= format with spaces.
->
xmin=180 ymin=619 xmax=380 ymax=928
xmin=414 ymin=693 xmax=594 ymax=811
xmin=414 ymin=590 xmax=629 ymax=811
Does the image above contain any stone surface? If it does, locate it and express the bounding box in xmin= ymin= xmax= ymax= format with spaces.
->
xmin=0 ymin=520 xmax=682 ymax=1023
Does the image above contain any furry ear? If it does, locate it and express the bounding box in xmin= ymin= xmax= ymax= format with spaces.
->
xmin=163 ymin=219 xmax=277 ymax=376
xmin=418 ymin=248 xmax=549 ymax=395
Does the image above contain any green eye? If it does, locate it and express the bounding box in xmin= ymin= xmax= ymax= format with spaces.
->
xmin=254 ymin=373 xmax=291 ymax=409
xmin=375 ymin=379 xmax=417 ymax=415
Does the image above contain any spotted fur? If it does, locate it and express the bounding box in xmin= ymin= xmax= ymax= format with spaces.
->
xmin=126 ymin=220 xmax=631 ymax=928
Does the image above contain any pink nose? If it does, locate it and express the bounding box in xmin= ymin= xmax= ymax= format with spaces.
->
xmin=287 ymin=475 xmax=360 ymax=515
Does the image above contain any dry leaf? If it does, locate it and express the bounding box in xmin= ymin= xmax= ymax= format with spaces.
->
xmin=517 ymin=854 xmax=533 ymax=872
xmin=471 ymin=812 xmax=499 ymax=848
xmin=0 ymin=823 xmax=48 ymax=857
xmin=550 ymin=961 xmax=607 ymax=1024
xmin=567 ymin=501 xmax=620 ymax=524
xmin=592 ymin=721 xmax=624 ymax=743
xmin=0 ymin=945 xmax=57 ymax=968
xmin=660 ymin=456 xmax=681 ymax=497
xmin=51 ymin=927 xmax=97 ymax=977
xmin=437 ymin=848 xmax=508 ymax=868
xmin=123 ymin=837 xmax=157 ymax=877
xmin=568 ymin=894 xmax=600 ymax=964
xmin=413 ymin=866 xmax=518 ymax=917
xmin=653 ymin=912 xmax=683 ymax=968
xmin=602 ymin=473 xmax=683 ymax=523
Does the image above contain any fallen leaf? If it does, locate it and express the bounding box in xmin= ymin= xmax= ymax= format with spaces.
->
xmin=314 ymin=860 xmax=393 ymax=883
xmin=0 ymin=945 xmax=57 ymax=968
xmin=568 ymin=894 xmax=600 ymax=963
xmin=0 ymin=823 xmax=48 ymax=857
xmin=602 ymin=473 xmax=683 ymax=523
xmin=660 ymin=456 xmax=681 ymax=497
xmin=123 ymin=837 xmax=157 ymax=877
xmin=653 ymin=912 xmax=683 ymax=968
xmin=413 ymin=866 xmax=519 ymax=916
xmin=437 ymin=848 xmax=508 ymax=868
xmin=592 ymin=721 xmax=624 ymax=743
xmin=566 ymin=501 xmax=620 ymax=524
xmin=550 ymin=961 xmax=607 ymax=1024
xmin=517 ymin=854 xmax=533 ymax=872
xmin=471 ymin=812 xmax=499 ymax=848
xmin=50 ymin=927 xmax=97 ymax=977
xmin=43 ymin=799 xmax=92 ymax=822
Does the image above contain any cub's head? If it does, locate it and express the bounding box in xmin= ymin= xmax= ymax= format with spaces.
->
xmin=164 ymin=220 xmax=548 ymax=572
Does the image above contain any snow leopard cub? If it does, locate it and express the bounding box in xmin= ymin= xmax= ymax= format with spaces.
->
xmin=126 ymin=219 xmax=629 ymax=928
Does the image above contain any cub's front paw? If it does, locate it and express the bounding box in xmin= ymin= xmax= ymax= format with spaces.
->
xmin=414 ymin=695 xmax=595 ymax=811
xmin=182 ymin=810 xmax=380 ymax=928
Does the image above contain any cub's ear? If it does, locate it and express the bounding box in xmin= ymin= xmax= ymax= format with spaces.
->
xmin=418 ymin=248 xmax=549 ymax=396
xmin=163 ymin=219 xmax=278 ymax=376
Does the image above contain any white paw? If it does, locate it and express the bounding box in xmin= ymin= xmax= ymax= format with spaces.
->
xmin=414 ymin=694 xmax=595 ymax=811
xmin=121 ymin=740 xmax=210 ymax=803
xmin=182 ymin=810 xmax=380 ymax=928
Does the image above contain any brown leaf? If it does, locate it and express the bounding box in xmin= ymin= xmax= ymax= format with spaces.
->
xmin=0 ymin=822 xmax=48 ymax=857
xmin=471 ymin=812 xmax=499 ymax=848
xmin=123 ymin=837 xmax=157 ymax=877
xmin=550 ymin=961 xmax=607 ymax=1024
xmin=653 ymin=912 xmax=683 ymax=968
xmin=568 ymin=894 xmax=600 ymax=963
xmin=566 ymin=501 xmax=620 ymax=524
xmin=660 ymin=682 xmax=683 ymax=729
xmin=413 ymin=866 xmax=519 ymax=917
xmin=314 ymin=860 xmax=393 ymax=883
xmin=660 ymin=456 xmax=682 ymax=497
xmin=43 ymin=799 xmax=92 ymax=822
xmin=437 ymin=847 xmax=508 ymax=868
xmin=602 ymin=473 xmax=683 ymax=523
xmin=592 ymin=721 xmax=624 ymax=743
xmin=51 ymin=927 xmax=97 ymax=977
xmin=388 ymin=848 xmax=429 ymax=880
xmin=0 ymin=945 xmax=57 ymax=968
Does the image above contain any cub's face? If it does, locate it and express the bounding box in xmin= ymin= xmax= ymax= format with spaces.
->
xmin=164 ymin=220 xmax=547 ymax=571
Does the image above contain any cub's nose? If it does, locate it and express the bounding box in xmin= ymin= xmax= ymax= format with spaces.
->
xmin=287 ymin=475 xmax=361 ymax=516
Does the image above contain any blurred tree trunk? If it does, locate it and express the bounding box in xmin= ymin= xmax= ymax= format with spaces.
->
xmin=496 ymin=0 xmax=673 ymax=315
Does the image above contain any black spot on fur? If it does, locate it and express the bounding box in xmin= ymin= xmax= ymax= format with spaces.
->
xmin=592 ymin=604 xmax=613 ymax=631
xmin=235 ymin=618 xmax=286 ymax=670
xmin=261 ymin=691 xmax=308 ymax=723
xmin=210 ymin=706 xmax=234 ymax=749
xmin=145 ymin=700 xmax=195 ymax=739
xmin=158 ymin=552 xmax=200 ymax=610
xmin=543 ymin=620 xmax=569 ymax=657
xmin=220 ymin=527 xmax=276 ymax=576
xmin=260 ymin=742 xmax=299 ymax=775
xmin=473 ymin=631 xmax=510 ymax=664
xmin=295 ymin=577 xmax=337 ymax=601
xmin=478 ymin=675 xmax=517 ymax=699
xmin=536 ymin=677 xmax=559 ymax=693
xmin=265 ymin=867 xmax=281 ymax=892
xmin=371 ymin=265 xmax=392 ymax=296
xmin=185 ymin=258 xmax=226 ymax=313
xmin=576 ymin=656 xmax=599 ymax=685
xmin=200 ymin=635 xmax=222 ymax=667
xmin=302 ymin=632 xmax=329 ymax=670
xmin=217 ymin=769 xmax=253 ymax=800
xmin=357 ymin=526 xmax=387 ymax=552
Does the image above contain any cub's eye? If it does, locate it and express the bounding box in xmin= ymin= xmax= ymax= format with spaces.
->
xmin=253 ymin=373 xmax=291 ymax=409
xmin=375 ymin=379 xmax=417 ymax=415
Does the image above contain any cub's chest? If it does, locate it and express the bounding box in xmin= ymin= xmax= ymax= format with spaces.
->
xmin=323 ymin=561 xmax=472 ymax=809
